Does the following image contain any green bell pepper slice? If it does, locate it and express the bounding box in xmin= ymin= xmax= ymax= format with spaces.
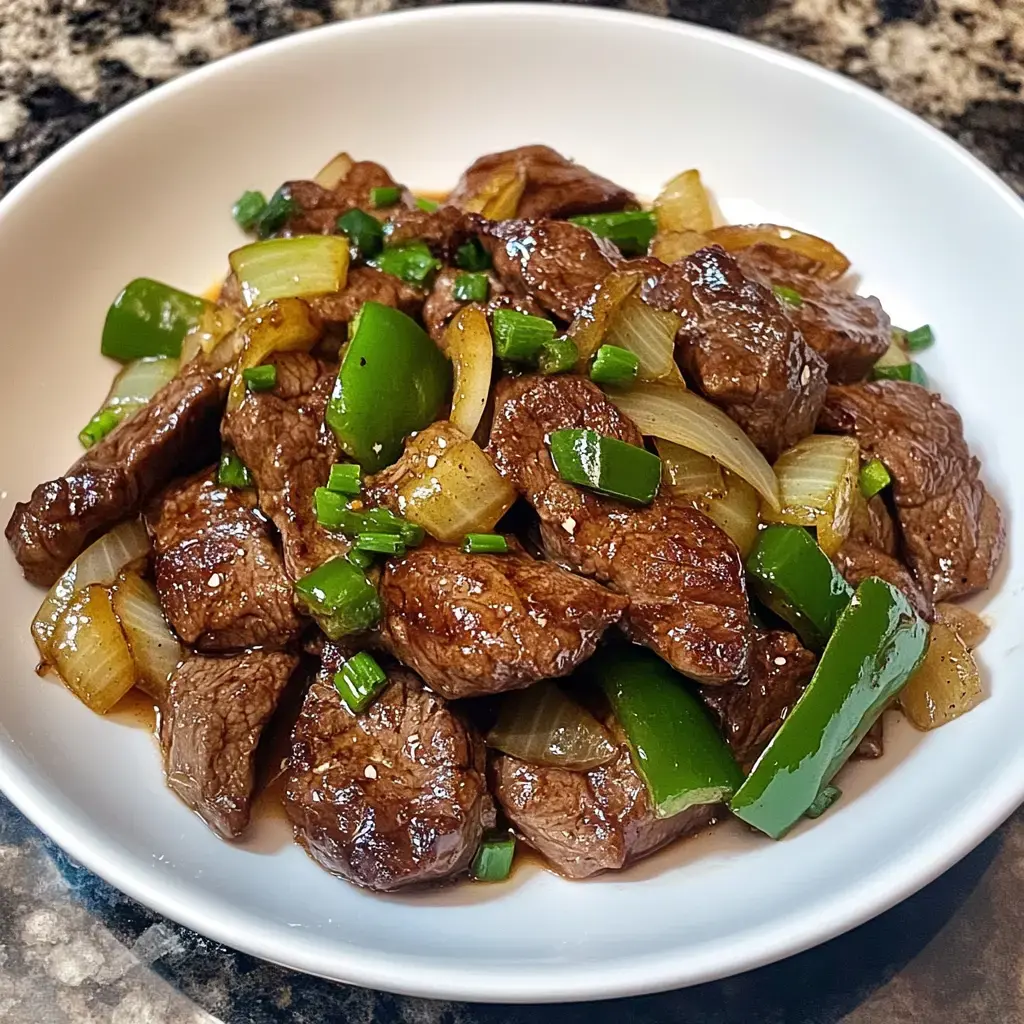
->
xmin=101 ymin=278 xmax=212 ymax=361
xmin=746 ymin=525 xmax=853 ymax=650
xmin=325 ymin=302 xmax=451 ymax=473
xmin=730 ymin=576 xmax=928 ymax=839
xmin=293 ymin=556 xmax=381 ymax=639
xmin=591 ymin=644 xmax=743 ymax=818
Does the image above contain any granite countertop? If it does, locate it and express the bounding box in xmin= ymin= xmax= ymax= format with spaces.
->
xmin=1 ymin=2 xmax=1023 ymax=1022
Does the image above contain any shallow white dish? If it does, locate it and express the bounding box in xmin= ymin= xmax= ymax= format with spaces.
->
xmin=0 ymin=3 xmax=1022 ymax=1003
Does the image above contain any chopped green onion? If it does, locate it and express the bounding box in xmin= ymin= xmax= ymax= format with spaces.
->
xmin=313 ymin=489 xmax=425 ymax=545
xmin=453 ymin=272 xmax=489 ymax=303
xmin=455 ymin=238 xmax=492 ymax=272
xmin=218 ymin=449 xmax=252 ymax=489
xmin=229 ymin=235 xmax=350 ymax=308
xmin=255 ymin=187 xmax=298 ymax=239
xmin=346 ymin=548 xmax=376 ymax=571
xmin=569 ymin=210 xmax=657 ymax=257
xmin=471 ymin=830 xmax=516 ymax=882
xmin=872 ymin=362 xmax=928 ymax=386
xmin=548 ymin=428 xmax=661 ymax=505
xmin=538 ymin=336 xmax=579 ymax=375
xmin=772 ymin=285 xmax=804 ymax=308
xmin=904 ymin=324 xmax=934 ymax=352
xmin=590 ymin=344 xmax=640 ymax=386
xmin=492 ymin=308 xmax=556 ymax=362
xmin=232 ymin=190 xmax=268 ymax=231
xmin=334 ymin=651 xmax=389 ymax=713
xmin=79 ymin=355 xmax=180 ymax=448
xmin=337 ymin=208 xmax=384 ymax=259
xmin=371 ymin=242 xmax=441 ymax=286
xmin=415 ymin=196 xmax=440 ymax=213
xmin=242 ymin=364 xmax=277 ymax=392
xmin=805 ymin=784 xmax=842 ymax=819
xmin=294 ymin=557 xmax=381 ymax=639
xmin=461 ymin=533 xmax=509 ymax=555
xmin=859 ymin=458 xmax=892 ymax=499
xmin=78 ymin=407 xmax=123 ymax=449
xmin=355 ymin=532 xmax=406 ymax=556
xmin=327 ymin=463 xmax=362 ymax=496
xmin=370 ymin=185 xmax=401 ymax=208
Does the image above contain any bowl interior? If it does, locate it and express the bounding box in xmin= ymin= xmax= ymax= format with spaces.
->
xmin=0 ymin=6 xmax=1022 ymax=1003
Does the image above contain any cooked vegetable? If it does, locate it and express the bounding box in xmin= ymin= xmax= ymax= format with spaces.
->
xmin=548 ymin=428 xmax=661 ymax=505
xmin=705 ymin=224 xmax=851 ymax=280
xmin=569 ymin=210 xmax=657 ymax=256
xmin=101 ymin=278 xmax=212 ymax=361
xmin=492 ymin=308 xmax=556 ymax=363
xmin=607 ymin=383 xmax=781 ymax=508
xmin=452 ymin=272 xmax=489 ymax=303
xmin=255 ymin=187 xmax=299 ymax=239
xmin=229 ymin=235 xmax=350 ymax=309
xmin=653 ymin=169 xmax=713 ymax=234
xmin=334 ymin=651 xmax=389 ymax=712
xmin=772 ymin=285 xmax=803 ymax=307
xmin=805 ymin=784 xmax=841 ymax=819
xmin=313 ymin=493 xmax=425 ymax=545
xmin=703 ymin=471 xmax=760 ymax=557
xmin=218 ymin=448 xmax=252 ymax=489
xmin=371 ymin=241 xmax=441 ymax=286
xmin=455 ymin=238 xmax=491 ymax=272
xmin=314 ymin=152 xmax=354 ymax=189
xmin=294 ymin=556 xmax=381 ymax=639
xmin=79 ymin=355 xmax=180 ymax=449
xmin=461 ymin=533 xmax=509 ymax=555
xmin=461 ymin=165 xmax=526 ymax=220
xmin=327 ymin=463 xmax=362 ymax=496
xmin=487 ymin=682 xmax=617 ymax=770
xmin=179 ymin=303 xmax=239 ymax=367
xmin=603 ymin=296 xmax=682 ymax=381
xmin=346 ymin=548 xmax=376 ymax=571
xmin=242 ymin=364 xmax=277 ymax=392
xmin=590 ymin=344 xmax=639 ymax=387
xmin=370 ymin=184 xmax=401 ymax=208
xmin=416 ymin=196 xmax=439 ymax=213
xmin=873 ymin=361 xmax=929 ymax=386
xmin=730 ymin=577 xmax=928 ymax=838
xmin=899 ymin=621 xmax=983 ymax=730
xmin=746 ymin=524 xmax=853 ymax=650
xmin=537 ymin=337 xmax=579 ymax=375
xmin=471 ymin=830 xmax=516 ymax=882
xmin=650 ymin=229 xmax=709 ymax=264
xmin=593 ymin=645 xmax=743 ymax=817
xmin=859 ymin=458 xmax=891 ymax=498
xmin=568 ymin=269 xmax=642 ymax=368
xmin=763 ymin=435 xmax=859 ymax=557
xmin=935 ymin=602 xmax=989 ymax=649
xmin=657 ymin=439 xmax=724 ymax=500
xmin=232 ymin=190 xmax=268 ymax=231
xmin=904 ymin=324 xmax=934 ymax=352
xmin=337 ymin=208 xmax=384 ymax=260
xmin=441 ymin=307 xmax=493 ymax=438
xmin=326 ymin=302 xmax=451 ymax=472
xmin=355 ymin=532 xmax=406 ymax=556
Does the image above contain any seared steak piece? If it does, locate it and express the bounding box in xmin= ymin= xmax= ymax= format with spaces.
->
xmin=820 ymin=381 xmax=1004 ymax=601
xmin=449 ymin=146 xmax=635 ymax=220
xmin=7 ymin=359 xmax=227 ymax=586
xmin=487 ymin=375 xmax=750 ymax=684
xmin=309 ymin=266 xmax=424 ymax=330
xmin=384 ymin=205 xmax=478 ymax=259
xmin=285 ymin=658 xmax=494 ymax=891
xmin=379 ymin=539 xmax=628 ymax=700
xmin=422 ymin=267 xmax=546 ymax=343
xmin=223 ymin=351 xmax=347 ymax=579
xmin=147 ymin=469 xmax=301 ymax=651
xmin=643 ymin=246 xmax=827 ymax=461
xmin=279 ymin=161 xmax=407 ymax=235
xmin=492 ymin=727 xmax=715 ymax=879
xmin=478 ymin=218 xmax=618 ymax=322
xmin=735 ymin=244 xmax=891 ymax=383
xmin=161 ymin=650 xmax=299 ymax=839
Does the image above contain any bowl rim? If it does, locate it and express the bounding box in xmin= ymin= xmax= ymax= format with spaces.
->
xmin=1 ymin=3 xmax=1023 ymax=1003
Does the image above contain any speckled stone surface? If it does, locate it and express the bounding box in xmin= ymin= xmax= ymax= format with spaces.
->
xmin=1 ymin=2 xmax=1023 ymax=1021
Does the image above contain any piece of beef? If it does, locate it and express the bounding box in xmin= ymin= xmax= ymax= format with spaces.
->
xmin=147 ymin=469 xmax=301 ymax=651
xmin=819 ymin=381 xmax=1004 ymax=601
xmin=487 ymin=375 xmax=750 ymax=684
xmin=7 ymin=359 xmax=227 ymax=586
xmin=308 ymin=266 xmax=424 ymax=330
xmin=492 ymin=726 xmax=715 ymax=879
xmin=222 ymin=351 xmax=346 ymax=579
xmin=448 ymin=146 xmax=635 ymax=220
xmin=422 ymin=267 xmax=548 ymax=343
xmin=643 ymin=246 xmax=827 ymax=461
xmin=285 ymin=656 xmax=494 ymax=891
xmin=734 ymin=244 xmax=891 ymax=383
xmin=379 ymin=539 xmax=627 ymax=700
xmin=161 ymin=649 xmax=298 ymax=839
xmin=279 ymin=161 xmax=407 ymax=235
xmin=478 ymin=218 xmax=618 ymax=322
xmin=383 ymin=205 xmax=478 ymax=260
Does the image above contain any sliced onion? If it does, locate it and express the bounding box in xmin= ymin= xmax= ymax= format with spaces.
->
xmin=935 ymin=602 xmax=989 ymax=650
xmin=441 ymin=306 xmax=493 ymax=439
xmin=899 ymin=622 xmax=982 ymax=730
xmin=569 ymin=269 xmax=643 ymax=368
xmin=180 ymin=304 xmax=239 ymax=366
xmin=702 ymin=471 xmax=760 ymax=557
xmin=111 ymin=571 xmax=184 ymax=706
xmin=461 ymin=165 xmax=526 ymax=220
xmin=607 ymin=382 xmax=780 ymax=509
xmin=657 ymin=439 xmax=724 ymax=499
xmin=650 ymin=229 xmax=709 ymax=264
xmin=313 ymin=151 xmax=354 ymax=189
xmin=705 ymin=224 xmax=850 ymax=280
xmin=33 ymin=518 xmax=150 ymax=660
xmin=228 ymin=235 xmax=350 ymax=310
xmin=50 ymin=584 xmax=137 ymax=714
xmin=654 ymin=169 xmax=714 ymax=234
xmin=605 ymin=295 xmax=683 ymax=381
xmin=875 ymin=336 xmax=910 ymax=369
xmin=487 ymin=682 xmax=618 ymax=770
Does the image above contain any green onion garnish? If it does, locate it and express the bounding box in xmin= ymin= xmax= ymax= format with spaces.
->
xmin=78 ymin=407 xmax=123 ymax=449
xmin=590 ymin=344 xmax=639 ymax=386
xmin=346 ymin=547 xmax=376 ymax=571
xmin=537 ymin=336 xmax=579 ymax=375
xmin=371 ymin=242 xmax=442 ymax=286
xmin=355 ymin=532 xmax=406 ymax=556
xmin=805 ymin=784 xmax=842 ymax=819
xmin=327 ymin=463 xmax=362 ymax=496
xmin=461 ymin=533 xmax=509 ymax=555
xmin=218 ymin=449 xmax=252 ymax=489
xmin=255 ymin=187 xmax=298 ymax=239
xmin=453 ymin=272 xmax=489 ymax=303
xmin=772 ymin=285 xmax=804 ymax=308
xmin=242 ymin=364 xmax=277 ymax=392
xmin=904 ymin=324 xmax=934 ymax=352
xmin=492 ymin=308 xmax=557 ymax=362
xmin=455 ymin=238 xmax=491 ymax=272
xmin=548 ymin=428 xmax=661 ymax=505
xmin=232 ymin=190 xmax=268 ymax=231
xmin=415 ymin=196 xmax=439 ymax=213
xmin=569 ymin=210 xmax=657 ymax=257
xmin=471 ymin=830 xmax=516 ymax=882
xmin=334 ymin=651 xmax=389 ymax=713
xmin=859 ymin=458 xmax=892 ymax=499
xmin=370 ymin=186 xmax=401 ymax=208
xmin=294 ymin=557 xmax=381 ymax=639
xmin=872 ymin=362 xmax=928 ymax=386
xmin=337 ymin=208 xmax=384 ymax=259
xmin=313 ymin=489 xmax=425 ymax=545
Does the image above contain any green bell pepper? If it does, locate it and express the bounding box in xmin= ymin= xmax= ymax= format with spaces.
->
xmin=730 ymin=576 xmax=928 ymax=839
xmin=325 ymin=302 xmax=451 ymax=473
xmin=101 ymin=278 xmax=211 ymax=361
xmin=591 ymin=644 xmax=743 ymax=818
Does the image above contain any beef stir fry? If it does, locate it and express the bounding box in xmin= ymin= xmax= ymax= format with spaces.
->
xmin=9 ymin=145 xmax=1003 ymax=889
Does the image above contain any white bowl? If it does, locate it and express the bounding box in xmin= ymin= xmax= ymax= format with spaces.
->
xmin=0 ymin=4 xmax=1022 ymax=1003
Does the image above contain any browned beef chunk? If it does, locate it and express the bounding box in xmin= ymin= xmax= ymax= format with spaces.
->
xmin=7 ymin=360 xmax=227 ymax=586
xmin=448 ymin=146 xmax=635 ymax=220
xmin=161 ymin=650 xmax=298 ymax=839
xmin=279 ymin=161 xmax=406 ymax=235
xmin=422 ymin=267 xmax=547 ymax=343
xmin=379 ymin=539 xmax=627 ymax=700
xmin=308 ymin=266 xmax=424 ymax=329
xmin=478 ymin=218 xmax=618 ymax=322
xmin=820 ymin=381 xmax=1004 ymax=601
xmin=147 ymin=469 xmax=300 ymax=651
xmin=492 ymin=728 xmax=714 ymax=879
xmin=384 ymin=205 xmax=478 ymax=260
xmin=734 ymin=245 xmax=891 ymax=383
xmin=487 ymin=375 xmax=750 ymax=684
xmin=222 ymin=352 xmax=346 ymax=579
xmin=285 ymin=657 xmax=494 ymax=891
xmin=643 ymin=246 xmax=827 ymax=461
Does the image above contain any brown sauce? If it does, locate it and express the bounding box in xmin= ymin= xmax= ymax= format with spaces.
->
xmin=107 ymin=687 xmax=161 ymax=735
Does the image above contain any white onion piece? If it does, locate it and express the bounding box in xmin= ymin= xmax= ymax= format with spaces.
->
xmin=607 ymin=383 xmax=780 ymax=509
xmin=705 ymin=224 xmax=851 ymax=280
xmin=605 ymin=296 xmax=683 ymax=381
xmin=657 ymin=439 xmax=724 ymax=499
xmin=935 ymin=603 xmax=989 ymax=650
xmin=650 ymin=230 xmax=709 ymax=264
xmin=654 ymin=169 xmax=714 ymax=234
xmin=112 ymin=571 xmax=184 ymax=706
xmin=702 ymin=471 xmax=760 ymax=557
xmin=461 ymin=165 xmax=526 ymax=219
xmin=569 ymin=269 xmax=643 ymax=368
xmin=442 ymin=307 xmax=493 ymax=440
xmin=229 ymin=236 xmax=350 ymax=311
xmin=899 ymin=622 xmax=982 ymax=730
xmin=313 ymin=151 xmax=354 ymax=189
